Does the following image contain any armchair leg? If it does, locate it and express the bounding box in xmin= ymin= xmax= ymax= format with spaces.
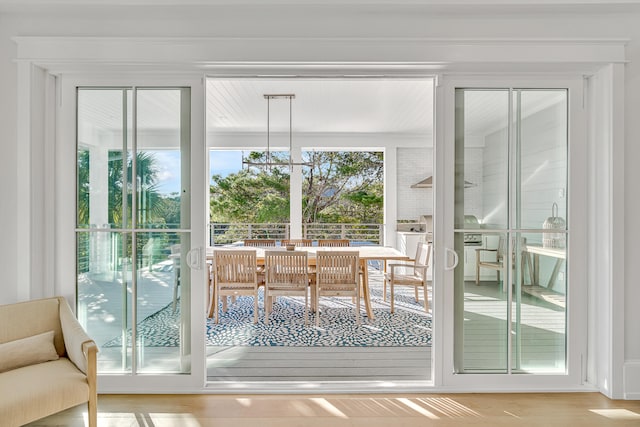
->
xmin=87 ymin=397 xmax=97 ymax=427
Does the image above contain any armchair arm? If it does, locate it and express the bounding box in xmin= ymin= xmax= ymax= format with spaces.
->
xmin=476 ymin=248 xmax=499 ymax=263
xmin=388 ymin=263 xmax=428 ymax=277
xmin=58 ymin=297 xmax=98 ymax=375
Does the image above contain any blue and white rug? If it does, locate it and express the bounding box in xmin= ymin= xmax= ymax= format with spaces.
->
xmin=105 ymin=275 xmax=432 ymax=347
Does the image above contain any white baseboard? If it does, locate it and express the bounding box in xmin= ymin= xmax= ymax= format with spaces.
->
xmin=624 ymin=360 xmax=640 ymax=400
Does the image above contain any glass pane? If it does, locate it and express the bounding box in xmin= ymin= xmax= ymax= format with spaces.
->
xmin=512 ymin=232 xmax=567 ymax=373
xmin=136 ymin=231 xmax=189 ymax=373
xmin=455 ymin=89 xmax=509 ymax=230
xmin=136 ymin=89 xmax=186 ymax=229
xmin=455 ymin=232 xmax=508 ymax=372
xmin=77 ymin=87 xmax=191 ymax=375
xmin=516 ymin=90 xmax=568 ymax=231
xmin=77 ymin=89 xmax=132 ymax=229
xmin=77 ymin=231 xmax=133 ymax=373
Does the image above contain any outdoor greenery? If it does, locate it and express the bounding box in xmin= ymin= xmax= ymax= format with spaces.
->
xmin=210 ymin=151 xmax=384 ymax=224
xmin=77 ymin=150 xmax=182 ymax=272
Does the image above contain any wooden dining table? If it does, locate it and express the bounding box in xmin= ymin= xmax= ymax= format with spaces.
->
xmin=206 ymin=245 xmax=410 ymax=320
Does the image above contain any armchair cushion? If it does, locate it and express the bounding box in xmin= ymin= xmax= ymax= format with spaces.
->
xmin=0 ymin=330 xmax=59 ymax=373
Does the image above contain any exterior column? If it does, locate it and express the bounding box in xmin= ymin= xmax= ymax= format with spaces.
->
xmin=289 ymin=147 xmax=303 ymax=239
xmin=384 ymin=147 xmax=398 ymax=248
xmin=89 ymin=146 xmax=110 ymax=274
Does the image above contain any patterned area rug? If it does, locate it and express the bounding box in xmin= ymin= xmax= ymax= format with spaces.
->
xmin=104 ymin=276 xmax=432 ymax=347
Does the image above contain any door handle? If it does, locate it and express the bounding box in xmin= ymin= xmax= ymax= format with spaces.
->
xmin=186 ymin=247 xmax=203 ymax=270
xmin=444 ymin=247 xmax=459 ymax=271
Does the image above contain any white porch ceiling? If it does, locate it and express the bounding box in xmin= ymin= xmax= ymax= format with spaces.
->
xmin=206 ymin=79 xmax=434 ymax=136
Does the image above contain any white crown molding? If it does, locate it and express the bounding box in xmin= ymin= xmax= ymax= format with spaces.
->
xmin=12 ymin=36 xmax=628 ymax=75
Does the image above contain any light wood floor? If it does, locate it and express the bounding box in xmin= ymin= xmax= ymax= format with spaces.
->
xmin=26 ymin=393 xmax=640 ymax=426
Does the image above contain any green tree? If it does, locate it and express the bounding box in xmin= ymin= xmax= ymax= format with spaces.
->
xmin=107 ymin=151 xmax=165 ymax=227
xmin=303 ymin=151 xmax=383 ymax=223
xmin=209 ymin=151 xmax=383 ymax=224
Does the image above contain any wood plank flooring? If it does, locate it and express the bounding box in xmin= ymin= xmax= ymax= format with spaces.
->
xmin=26 ymin=393 xmax=640 ymax=427
xmin=207 ymin=346 xmax=431 ymax=381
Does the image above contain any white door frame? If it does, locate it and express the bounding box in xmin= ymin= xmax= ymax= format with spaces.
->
xmin=57 ymin=75 xmax=208 ymax=392
xmin=14 ymin=35 xmax=625 ymax=395
xmin=435 ymin=75 xmax=589 ymax=391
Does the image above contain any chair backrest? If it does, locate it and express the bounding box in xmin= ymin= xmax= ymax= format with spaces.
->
xmin=318 ymin=239 xmax=350 ymax=247
xmin=213 ymin=250 xmax=258 ymax=289
xmin=414 ymin=242 xmax=432 ymax=279
xmin=244 ymin=239 xmax=276 ymax=247
xmin=281 ymin=239 xmax=313 ymax=247
xmin=316 ymin=251 xmax=360 ymax=289
xmin=497 ymin=236 xmax=527 ymax=262
xmin=265 ymin=251 xmax=309 ymax=290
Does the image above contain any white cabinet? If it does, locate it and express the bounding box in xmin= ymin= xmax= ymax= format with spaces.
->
xmin=395 ymin=232 xmax=427 ymax=257
xmin=463 ymin=246 xmax=479 ymax=280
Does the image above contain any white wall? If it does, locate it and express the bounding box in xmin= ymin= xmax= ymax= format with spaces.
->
xmin=0 ymin=15 xmax=17 ymax=304
xmin=396 ymin=148 xmax=433 ymax=221
xmin=0 ymin=3 xmax=638 ymax=396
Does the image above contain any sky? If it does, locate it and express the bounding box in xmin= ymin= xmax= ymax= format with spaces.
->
xmin=149 ymin=150 xmax=244 ymax=195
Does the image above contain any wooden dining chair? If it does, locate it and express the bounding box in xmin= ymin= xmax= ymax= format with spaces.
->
xmin=280 ymin=239 xmax=313 ymax=247
xmin=264 ymin=251 xmax=310 ymax=325
xmin=244 ymin=239 xmax=276 ymax=247
xmin=210 ymin=249 xmax=259 ymax=323
xmin=318 ymin=239 xmax=350 ymax=247
xmin=476 ymin=237 xmax=533 ymax=291
xmin=384 ymin=242 xmax=431 ymax=313
xmin=315 ymin=250 xmax=361 ymax=326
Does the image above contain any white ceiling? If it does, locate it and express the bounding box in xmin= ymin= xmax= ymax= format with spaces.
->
xmin=206 ymin=79 xmax=433 ymax=135
xmin=77 ymin=81 xmax=566 ymax=145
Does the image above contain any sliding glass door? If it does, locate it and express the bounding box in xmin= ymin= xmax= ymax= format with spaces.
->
xmin=453 ymin=88 xmax=568 ymax=373
xmin=76 ymin=87 xmax=195 ymax=374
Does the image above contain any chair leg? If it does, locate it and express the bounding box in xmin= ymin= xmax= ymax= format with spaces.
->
xmin=414 ymin=287 xmax=419 ymax=302
xmin=315 ymin=287 xmax=320 ymax=327
xmin=265 ymin=294 xmax=271 ymax=324
xmin=355 ymin=289 xmax=361 ymax=326
xmin=476 ymin=262 xmax=480 ymax=285
xmin=423 ymin=284 xmax=429 ymax=312
xmin=253 ymin=294 xmax=258 ymax=324
xmin=383 ymin=278 xmax=387 ymax=301
xmin=390 ymin=282 xmax=395 ymax=314
xmin=172 ymin=265 xmax=181 ymax=311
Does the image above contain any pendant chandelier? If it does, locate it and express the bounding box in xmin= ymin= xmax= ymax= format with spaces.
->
xmin=242 ymin=94 xmax=313 ymax=169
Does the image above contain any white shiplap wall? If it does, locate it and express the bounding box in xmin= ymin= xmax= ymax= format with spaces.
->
xmin=482 ymin=100 xmax=567 ymax=232
xmin=396 ymin=147 xmax=484 ymax=222
xmin=396 ymin=148 xmax=433 ymax=221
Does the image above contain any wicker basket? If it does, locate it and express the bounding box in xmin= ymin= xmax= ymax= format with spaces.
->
xmin=543 ymin=202 xmax=566 ymax=248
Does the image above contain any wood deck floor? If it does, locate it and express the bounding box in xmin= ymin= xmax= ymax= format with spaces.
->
xmin=84 ymin=267 xmax=565 ymax=381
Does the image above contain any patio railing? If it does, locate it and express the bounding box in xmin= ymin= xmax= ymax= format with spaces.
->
xmin=209 ymin=223 xmax=384 ymax=246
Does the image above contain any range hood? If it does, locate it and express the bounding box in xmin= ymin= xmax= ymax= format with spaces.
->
xmin=411 ymin=176 xmax=475 ymax=188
